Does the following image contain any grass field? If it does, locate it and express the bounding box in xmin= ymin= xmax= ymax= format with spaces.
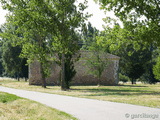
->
xmin=0 ymin=91 xmax=77 ymax=120
xmin=0 ymin=78 xmax=160 ymax=108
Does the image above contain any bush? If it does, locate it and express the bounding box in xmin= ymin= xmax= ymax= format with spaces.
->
xmin=140 ymin=72 xmax=158 ymax=84
xmin=153 ymin=56 xmax=160 ymax=80
xmin=119 ymin=73 xmax=130 ymax=83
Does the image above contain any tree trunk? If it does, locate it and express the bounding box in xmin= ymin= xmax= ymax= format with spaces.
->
xmin=25 ymin=77 xmax=27 ymax=82
xmin=131 ymin=79 xmax=136 ymax=84
xmin=61 ymin=53 xmax=67 ymax=91
xmin=134 ymin=80 xmax=136 ymax=84
xmin=131 ymin=79 xmax=134 ymax=85
xmin=17 ymin=73 xmax=20 ymax=81
xmin=98 ymin=68 xmax=102 ymax=86
xmin=97 ymin=76 xmax=101 ymax=87
xmin=40 ymin=63 xmax=46 ymax=88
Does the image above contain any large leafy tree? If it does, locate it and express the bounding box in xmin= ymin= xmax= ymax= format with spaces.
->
xmin=119 ymin=44 xmax=151 ymax=84
xmin=2 ymin=39 xmax=22 ymax=79
xmin=86 ymin=43 xmax=109 ymax=86
xmin=153 ymin=56 xmax=160 ymax=80
xmin=0 ymin=24 xmax=28 ymax=79
xmin=96 ymin=23 xmax=158 ymax=84
xmin=81 ymin=22 xmax=99 ymax=50
xmin=96 ymin=0 xmax=159 ymax=20
xmin=0 ymin=1 xmax=51 ymax=88
xmin=50 ymin=0 xmax=89 ymax=90
xmin=36 ymin=0 xmax=89 ymax=90
xmin=0 ymin=39 xmax=4 ymax=76
xmin=95 ymin=0 xmax=160 ymax=82
xmin=1 ymin=39 xmax=28 ymax=80
xmin=95 ymin=0 xmax=160 ymax=45
xmin=0 ymin=0 xmax=88 ymax=90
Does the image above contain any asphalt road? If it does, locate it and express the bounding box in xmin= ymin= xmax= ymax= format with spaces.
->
xmin=0 ymin=86 xmax=160 ymax=120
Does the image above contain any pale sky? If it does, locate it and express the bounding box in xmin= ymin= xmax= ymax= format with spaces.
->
xmin=0 ymin=1 xmax=117 ymax=31
xmin=0 ymin=4 xmax=8 ymax=25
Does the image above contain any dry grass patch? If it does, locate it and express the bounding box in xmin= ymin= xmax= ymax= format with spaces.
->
xmin=1 ymin=78 xmax=160 ymax=108
xmin=0 ymin=92 xmax=77 ymax=120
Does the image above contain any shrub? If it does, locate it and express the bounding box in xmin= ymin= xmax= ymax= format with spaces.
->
xmin=153 ymin=56 xmax=160 ymax=81
xmin=119 ymin=73 xmax=130 ymax=83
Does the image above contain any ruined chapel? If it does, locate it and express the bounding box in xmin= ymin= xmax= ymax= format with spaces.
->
xmin=29 ymin=51 xmax=120 ymax=86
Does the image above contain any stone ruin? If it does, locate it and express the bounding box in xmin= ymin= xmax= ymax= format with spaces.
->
xmin=29 ymin=51 xmax=120 ymax=86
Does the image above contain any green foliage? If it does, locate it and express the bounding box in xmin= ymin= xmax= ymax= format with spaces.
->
xmin=95 ymin=17 xmax=158 ymax=84
xmin=140 ymin=72 xmax=158 ymax=84
xmin=0 ymin=92 xmax=21 ymax=103
xmin=64 ymin=54 xmax=77 ymax=89
xmin=0 ymin=0 xmax=58 ymax=87
xmin=0 ymin=24 xmax=28 ymax=79
xmin=127 ymin=63 xmax=145 ymax=84
xmin=86 ymin=41 xmax=109 ymax=85
xmin=140 ymin=46 xmax=159 ymax=84
xmin=0 ymin=42 xmax=4 ymax=76
xmin=97 ymin=0 xmax=160 ymax=45
xmin=0 ymin=0 xmax=89 ymax=90
xmin=57 ymin=53 xmax=78 ymax=89
xmin=119 ymin=73 xmax=130 ymax=83
xmin=0 ymin=62 xmax=3 ymax=77
xmin=94 ymin=2 xmax=160 ymax=86
xmin=98 ymin=0 xmax=159 ymax=21
xmin=153 ymin=56 xmax=160 ymax=80
xmin=81 ymin=22 xmax=99 ymax=50
xmin=45 ymin=0 xmax=89 ymax=90
xmin=80 ymin=22 xmax=109 ymax=85
xmin=96 ymin=24 xmax=129 ymax=53
xmin=96 ymin=21 xmax=151 ymax=53
xmin=1 ymin=40 xmax=21 ymax=76
xmin=119 ymin=44 xmax=153 ymax=84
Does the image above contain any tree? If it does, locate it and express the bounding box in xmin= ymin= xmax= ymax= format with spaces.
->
xmin=0 ymin=0 xmax=52 ymax=88
xmin=93 ymin=0 xmax=160 ymax=83
xmin=86 ymin=38 xmax=109 ymax=86
xmin=57 ymin=53 xmax=78 ymax=89
xmin=112 ymin=42 xmax=150 ymax=84
xmin=153 ymin=56 xmax=160 ymax=81
xmin=2 ymin=40 xmax=21 ymax=79
xmin=140 ymin=45 xmax=158 ymax=84
xmin=81 ymin=22 xmax=99 ymax=50
xmin=0 ymin=24 xmax=28 ymax=80
xmin=120 ymin=46 xmax=147 ymax=84
xmin=0 ymin=0 xmax=89 ymax=90
xmin=78 ymin=22 xmax=109 ymax=85
xmin=95 ymin=0 xmax=160 ymax=45
xmin=0 ymin=40 xmax=4 ymax=76
xmin=43 ymin=0 xmax=89 ymax=90
xmin=97 ymin=0 xmax=160 ymax=20
xmin=96 ymin=23 xmax=157 ymax=84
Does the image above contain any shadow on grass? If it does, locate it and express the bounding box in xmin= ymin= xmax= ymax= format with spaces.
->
xmin=117 ymin=84 xmax=148 ymax=87
xmin=70 ymin=85 xmax=160 ymax=97
xmin=84 ymin=91 xmax=160 ymax=96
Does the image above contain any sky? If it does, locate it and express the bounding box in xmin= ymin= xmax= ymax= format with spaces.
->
xmin=0 ymin=1 xmax=117 ymax=31
xmin=0 ymin=4 xmax=8 ymax=25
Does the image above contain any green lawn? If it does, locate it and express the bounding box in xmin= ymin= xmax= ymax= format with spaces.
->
xmin=0 ymin=78 xmax=160 ymax=108
xmin=0 ymin=91 xmax=77 ymax=120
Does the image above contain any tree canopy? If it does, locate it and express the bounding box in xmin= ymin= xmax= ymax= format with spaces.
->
xmin=0 ymin=0 xmax=89 ymax=90
xmin=96 ymin=0 xmax=160 ymax=45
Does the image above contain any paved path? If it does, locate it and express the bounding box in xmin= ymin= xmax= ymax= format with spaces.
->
xmin=0 ymin=86 xmax=160 ymax=120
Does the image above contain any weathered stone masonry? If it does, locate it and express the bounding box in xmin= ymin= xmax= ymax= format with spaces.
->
xmin=29 ymin=51 xmax=120 ymax=85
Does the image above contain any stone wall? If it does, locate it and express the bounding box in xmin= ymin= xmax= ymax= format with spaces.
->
xmin=29 ymin=51 xmax=120 ymax=86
